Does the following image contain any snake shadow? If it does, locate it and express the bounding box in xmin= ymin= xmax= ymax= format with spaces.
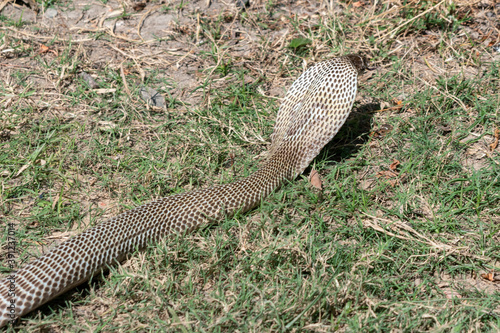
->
xmin=29 ymin=103 xmax=381 ymax=323
xmin=28 ymin=272 xmax=117 ymax=323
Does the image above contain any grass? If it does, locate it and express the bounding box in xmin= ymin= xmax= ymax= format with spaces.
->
xmin=1 ymin=0 xmax=499 ymax=331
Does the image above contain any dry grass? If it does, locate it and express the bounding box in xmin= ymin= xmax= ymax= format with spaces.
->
xmin=1 ymin=0 xmax=499 ymax=331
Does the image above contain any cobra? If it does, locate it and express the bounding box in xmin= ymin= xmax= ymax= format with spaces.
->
xmin=0 ymin=54 xmax=369 ymax=327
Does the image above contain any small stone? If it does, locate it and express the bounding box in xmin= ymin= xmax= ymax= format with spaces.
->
xmin=396 ymin=92 xmax=409 ymax=101
xmin=139 ymin=86 xmax=166 ymax=108
xmin=45 ymin=8 xmax=58 ymax=18
xmin=236 ymin=0 xmax=249 ymax=9
xmin=79 ymin=72 xmax=99 ymax=89
xmin=98 ymin=121 xmax=117 ymax=132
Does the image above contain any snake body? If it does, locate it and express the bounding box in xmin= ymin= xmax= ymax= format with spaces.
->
xmin=0 ymin=55 xmax=368 ymax=327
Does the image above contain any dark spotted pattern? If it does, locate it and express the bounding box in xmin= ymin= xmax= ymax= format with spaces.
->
xmin=0 ymin=55 xmax=366 ymax=327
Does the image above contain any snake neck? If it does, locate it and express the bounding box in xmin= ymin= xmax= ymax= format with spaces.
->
xmin=237 ymin=144 xmax=302 ymax=206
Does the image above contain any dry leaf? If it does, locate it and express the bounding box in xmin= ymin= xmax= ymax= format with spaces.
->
xmin=223 ymin=153 xmax=235 ymax=169
xmin=94 ymin=88 xmax=117 ymax=94
xmin=132 ymin=2 xmax=146 ymax=11
xmin=481 ymin=271 xmax=499 ymax=282
xmin=51 ymin=194 xmax=60 ymax=210
xmin=353 ymin=1 xmax=364 ymax=7
xmin=310 ymin=169 xmax=322 ymax=190
xmin=376 ymin=170 xmax=398 ymax=179
xmin=370 ymin=124 xmax=393 ymax=138
xmin=98 ymin=121 xmax=117 ymax=131
xmin=389 ymin=159 xmax=400 ymax=171
xmin=380 ymin=101 xmax=390 ymax=110
xmin=489 ymin=128 xmax=499 ymax=151
xmin=387 ymin=179 xmax=398 ymax=187
xmin=15 ymin=163 xmax=30 ymax=177
xmin=39 ymin=44 xmax=58 ymax=56
xmin=378 ymin=104 xmax=404 ymax=112
xmin=378 ymin=159 xmax=401 ymax=187
xmin=376 ymin=170 xmax=398 ymax=187
xmin=39 ymin=44 xmax=50 ymax=53
xmin=481 ymin=272 xmax=494 ymax=281
xmin=440 ymin=285 xmax=462 ymax=299
xmin=28 ymin=221 xmax=39 ymax=228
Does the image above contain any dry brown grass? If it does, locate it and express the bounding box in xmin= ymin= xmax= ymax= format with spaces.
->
xmin=1 ymin=0 xmax=499 ymax=331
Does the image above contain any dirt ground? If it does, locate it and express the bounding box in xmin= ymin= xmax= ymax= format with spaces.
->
xmin=2 ymin=0 xmax=338 ymax=108
xmin=1 ymin=0 xmax=498 ymax=108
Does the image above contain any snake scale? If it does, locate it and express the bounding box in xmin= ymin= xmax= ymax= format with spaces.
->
xmin=0 ymin=54 xmax=368 ymax=327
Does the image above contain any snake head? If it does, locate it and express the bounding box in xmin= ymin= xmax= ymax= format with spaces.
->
xmin=344 ymin=54 xmax=371 ymax=74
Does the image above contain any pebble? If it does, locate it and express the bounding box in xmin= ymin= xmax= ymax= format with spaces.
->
xmin=80 ymin=72 xmax=99 ymax=89
xmin=139 ymin=86 xmax=166 ymax=108
xmin=45 ymin=8 xmax=58 ymax=18
xmin=236 ymin=0 xmax=249 ymax=8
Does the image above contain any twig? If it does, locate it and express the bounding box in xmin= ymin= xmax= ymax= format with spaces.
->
xmin=137 ymin=5 xmax=161 ymax=41
xmin=0 ymin=0 xmax=13 ymax=12
xmin=416 ymin=76 xmax=469 ymax=112
xmin=120 ymin=62 xmax=132 ymax=100
xmin=381 ymin=0 xmax=445 ymax=39
xmin=1 ymin=27 xmax=93 ymax=43
xmin=363 ymin=213 xmax=452 ymax=250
